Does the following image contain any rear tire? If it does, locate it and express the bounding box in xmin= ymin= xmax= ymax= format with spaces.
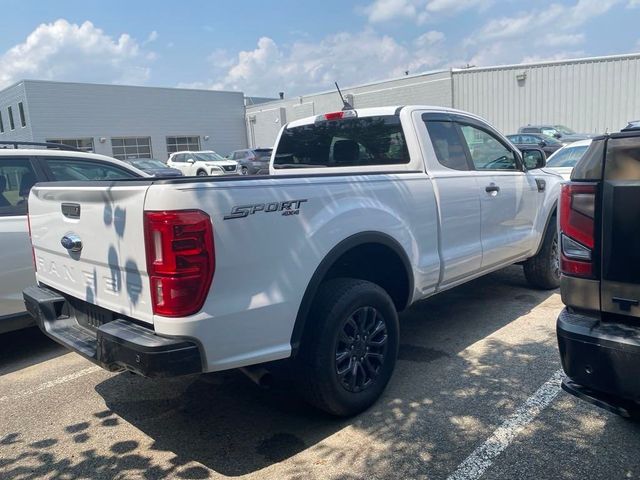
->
xmin=524 ymin=218 xmax=560 ymax=289
xmin=298 ymin=278 xmax=399 ymax=417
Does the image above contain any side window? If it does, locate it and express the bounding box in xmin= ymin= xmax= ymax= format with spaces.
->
xmin=459 ymin=124 xmax=517 ymax=171
xmin=0 ymin=158 xmax=38 ymax=216
xmin=46 ymin=159 xmax=138 ymax=181
xmin=541 ymin=128 xmax=558 ymax=138
xmin=425 ymin=121 xmax=470 ymax=171
xmin=172 ymin=154 xmax=183 ymax=163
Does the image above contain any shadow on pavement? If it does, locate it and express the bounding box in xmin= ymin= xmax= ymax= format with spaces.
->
xmin=3 ymin=267 xmax=638 ymax=479
xmin=0 ymin=326 xmax=66 ymax=376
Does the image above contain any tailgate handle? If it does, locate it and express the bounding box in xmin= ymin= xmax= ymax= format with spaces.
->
xmin=612 ymin=297 xmax=640 ymax=312
xmin=61 ymin=203 xmax=81 ymax=219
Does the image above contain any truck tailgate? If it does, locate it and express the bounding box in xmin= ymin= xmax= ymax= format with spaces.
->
xmin=601 ymin=136 xmax=640 ymax=319
xmin=29 ymin=182 xmax=154 ymax=324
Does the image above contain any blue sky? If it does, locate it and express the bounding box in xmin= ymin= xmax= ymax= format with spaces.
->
xmin=0 ymin=0 xmax=638 ymax=97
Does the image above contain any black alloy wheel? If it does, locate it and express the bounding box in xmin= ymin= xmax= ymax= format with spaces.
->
xmin=335 ymin=306 xmax=388 ymax=393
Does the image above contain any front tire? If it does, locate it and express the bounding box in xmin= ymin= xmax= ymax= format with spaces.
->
xmin=298 ymin=278 xmax=399 ymax=417
xmin=196 ymin=170 xmax=208 ymax=176
xmin=240 ymin=166 xmax=249 ymax=175
xmin=524 ymin=218 xmax=560 ymax=289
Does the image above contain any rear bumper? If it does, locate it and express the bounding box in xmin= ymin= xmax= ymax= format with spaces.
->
xmin=23 ymin=284 xmax=203 ymax=377
xmin=557 ymin=307 xmax=640 ymax=413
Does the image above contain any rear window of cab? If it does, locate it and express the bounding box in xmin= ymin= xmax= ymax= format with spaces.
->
xmin=273 ymin=115 xmax=409 ymax=169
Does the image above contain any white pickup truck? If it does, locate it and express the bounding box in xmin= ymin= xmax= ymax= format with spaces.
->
xmin=24 ymin=106 xmax=562 ymax=416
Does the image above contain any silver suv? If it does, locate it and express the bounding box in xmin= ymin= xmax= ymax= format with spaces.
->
xmin=229 ymin=148 xmax=272 ymax=175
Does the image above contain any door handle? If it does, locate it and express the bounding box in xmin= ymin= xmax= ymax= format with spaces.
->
xmin=485 ymin=184 xmax=500 ymax=193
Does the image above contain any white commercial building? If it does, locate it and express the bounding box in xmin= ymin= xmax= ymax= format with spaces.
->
xmin=0 ymin=80 xmax=248 ymax=159
xmin=247 ymin=52 xmax=640 ymax=148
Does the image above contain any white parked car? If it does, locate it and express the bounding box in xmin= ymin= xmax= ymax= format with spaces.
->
xmin=167 ymin=150 xmax=238 ymax=176
xmin=0 ymin=142 xmax=147 ymax=334
xmin=24 ymin=107 xmax=562 ymax=416
xmin=543 ymin=139 xmax=592 ymax=180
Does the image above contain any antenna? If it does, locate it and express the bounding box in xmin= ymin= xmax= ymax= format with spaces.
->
xmin=334 ymin=82 xmax=353 ymax=111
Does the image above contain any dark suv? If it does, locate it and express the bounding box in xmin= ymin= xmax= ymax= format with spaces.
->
xmin=507 ymin=133 xmax=563 ymax=157
xmin=229 ymin=148 xmax=272 ymax=175
xmin=519 ymin=124 xmax=592 ymax=142
xmin=557 ymin=127 xmax=640 ymax=417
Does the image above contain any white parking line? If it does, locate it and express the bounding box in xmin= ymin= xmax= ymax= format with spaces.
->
xmin=447 ymin=369 xmax=565 ymax=480
xmin=0 ymin=365 xmax=102 ymax=403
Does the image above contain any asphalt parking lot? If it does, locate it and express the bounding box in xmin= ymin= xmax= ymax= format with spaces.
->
xmin=1 ymin=266 xmax=639 ymax=480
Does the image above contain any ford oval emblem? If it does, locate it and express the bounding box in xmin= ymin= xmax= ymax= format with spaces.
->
xmin=61 ymin=234 xmax=82 ymax=253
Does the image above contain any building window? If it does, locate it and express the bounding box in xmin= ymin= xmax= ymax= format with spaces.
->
xmin=111 ymin=137 xmax=152 ymax=160
xmin=0 ymin=111 xmax=4 ymax=133
xmin=18 ymin=102 xmax=26 ymax=127
xmin=46 ymin=138 xmax=94 ymax=152
xmin=166 ymin=136 xmax=200 ymax=155
xmin=7 ymin=106 xmax=15 ymax=130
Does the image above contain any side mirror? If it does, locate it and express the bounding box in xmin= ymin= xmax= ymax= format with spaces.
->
xmin=186 ymin=158 xmax=195 ymax=164
xmin=521 ymin=148 xmax=546 ymax=170
xmin=538 ymin=140 xmax=546 ymax=147
xmin=554 ymin=133 xmax=562 ymax=139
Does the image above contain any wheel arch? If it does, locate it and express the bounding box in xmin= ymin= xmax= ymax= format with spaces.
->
xmin=534 ymin=201 xmax=558 ymax=256
xmin=290 ymin=231 xmax=414 ymax=355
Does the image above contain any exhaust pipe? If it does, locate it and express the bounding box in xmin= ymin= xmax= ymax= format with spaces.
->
xmin=239 ymin=366 xmax=273 ymax=388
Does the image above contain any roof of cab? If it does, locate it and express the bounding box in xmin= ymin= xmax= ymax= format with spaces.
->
xmin=285 ymin=105 xmax=486 ymax=129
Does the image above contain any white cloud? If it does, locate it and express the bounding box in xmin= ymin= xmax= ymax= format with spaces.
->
xmin=538 ymin=33 xmax=585 ymax=47
xmin=363 ymin=0 xmax=423 ymax=23
xmin=629 ymin=0 xmax=640 ymax=7
xmin=414 ymin=30 xmax=445 ymax=47
xmin=521 ymin=51 xmax=585 ymax=64
xmin=198 ymin=31 xmax=444 ymax=96
xmin=0 ymin=19 xmax=155 ymax=88
xmin=195 ymin=0 xmax=625 ymax=96
xmin=563 ymin=0 xmax=620 ymax=28
xmin=361 ymin=0 xmax=491 ymax=24
xmin=468 ymin=0 xmax=619 ymax=44
xmin=461 ymin=0 xmax=620 ymax=66
xmin=425 ymin=0 xmax=492 ymax=13
xmin=143 ymin=30 xmax=158 ymax=45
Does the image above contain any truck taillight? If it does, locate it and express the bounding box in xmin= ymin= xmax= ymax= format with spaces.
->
xmin=144 ymin=210 xmax=215 ymax=317
xmin=559 ymin=182 xmax=597 ymax=278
